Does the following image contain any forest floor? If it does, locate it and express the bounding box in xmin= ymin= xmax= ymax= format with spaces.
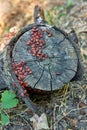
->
xmin=0 ymin=0 xmax=87 ymax=130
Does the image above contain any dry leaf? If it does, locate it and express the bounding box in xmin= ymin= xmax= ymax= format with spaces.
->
xmin=30 ymin=113 xmax=49 ymax=130
xmin=79 ymin=102 xmax=87 ymax=108
xmin=70 ymin=118 xmax=78 ymax=127
xmin=30 ymin=114 xmax=39 ymax=130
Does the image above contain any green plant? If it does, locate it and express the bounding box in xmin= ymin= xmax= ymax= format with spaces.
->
xmin=45 ymin=10 xmax=53 ymax=25
xmin=0 ymin=90 xmax=19 ymax=126
xmin=67 ymin=0 xmax=74 ymax=8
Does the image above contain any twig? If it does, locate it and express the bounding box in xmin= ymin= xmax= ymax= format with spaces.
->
xmin=50 ymin=106 xmax=87 ymax=128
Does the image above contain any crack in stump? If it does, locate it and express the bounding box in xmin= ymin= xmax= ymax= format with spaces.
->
xmin=48 ymin=64 xmax=53 ymax=92
xmin=50 ymin=37 xmax=66 ymax=53
xmin=33 ymin=66 xmax=45 ymax=89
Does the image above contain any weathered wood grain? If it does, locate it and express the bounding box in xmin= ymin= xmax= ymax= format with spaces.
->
xmin=12 ymin=25 xmax=78 ymax=91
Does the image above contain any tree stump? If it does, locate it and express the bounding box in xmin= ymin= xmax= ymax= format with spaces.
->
xmin=0 ymin=5 xmax=83 ymax=113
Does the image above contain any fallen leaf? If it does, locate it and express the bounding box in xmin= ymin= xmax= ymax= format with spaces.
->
xmin=30 ymin=113 xmax=49 ymax=130
xmin=79 ymin=102 xmax=87 ymax=108
xmin=70 ymin=118 xmax=78 ymax=127
xmin=30 ymin=114 xmax=39 ymax=130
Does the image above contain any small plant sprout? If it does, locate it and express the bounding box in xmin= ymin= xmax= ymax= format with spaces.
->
xmin=0 ymin=90 xmax=19 ymax=126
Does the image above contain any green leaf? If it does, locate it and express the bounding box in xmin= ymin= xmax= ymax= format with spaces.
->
xmin=1 ymin=90 xmax=19 ymax=109
xmin=83 ymin=54 xmax=87 ymax=60
xmin=57 ymin=13 xmax=66 ymax=19
xmin=67 ymin=125 xmax=72 ymax=129
xmin=1 ymin=113 xmax=10 ymax=126
xmin=1 ymin=90 xmax=16 ymax=101
xmin=67 ymin=0 xmax=74 ymax=7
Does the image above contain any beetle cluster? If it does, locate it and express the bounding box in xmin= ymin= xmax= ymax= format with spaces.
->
xmin=26 ymin=26 xmax=52 ymax=60
xmin=12 ymin=61 xmax=32 ymax=89
xmin=11 ymin=26 xmax=53 ymax=96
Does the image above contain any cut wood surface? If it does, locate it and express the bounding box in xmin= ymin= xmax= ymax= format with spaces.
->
xmin=3 ymin=24 xmax=78 ymax=92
